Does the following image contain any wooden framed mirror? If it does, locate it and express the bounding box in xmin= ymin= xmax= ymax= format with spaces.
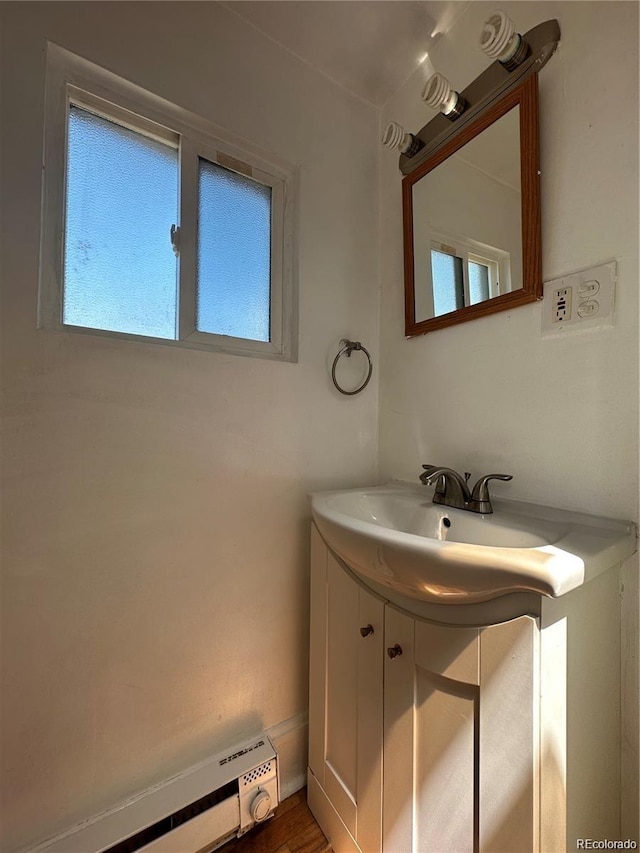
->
xmin=403 ymin=74 xmax=541 ymax=336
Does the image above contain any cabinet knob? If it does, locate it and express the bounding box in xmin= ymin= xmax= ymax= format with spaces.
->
xmin=387 ymin=644 xmax=403 ymax=659
xmin=360 ymin=624 xmax=374 ymax=638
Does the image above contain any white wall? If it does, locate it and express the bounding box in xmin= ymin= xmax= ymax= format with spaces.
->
xmin=379 ymin=0 xmax=638 ymax=836
xmin=0 ymin=3 xmax=379 ymax=850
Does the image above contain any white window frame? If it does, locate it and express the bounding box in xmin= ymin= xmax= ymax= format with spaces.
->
xmin=39 ymin=43 xmax=298 ymax=362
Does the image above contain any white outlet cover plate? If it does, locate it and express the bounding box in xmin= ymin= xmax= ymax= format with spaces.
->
xmin=542 ymin=260 xmax=616 ymax=336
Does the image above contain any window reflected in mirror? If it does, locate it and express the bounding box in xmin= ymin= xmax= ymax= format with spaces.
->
xmin=431 ymin=249 xmax=464 ymax=314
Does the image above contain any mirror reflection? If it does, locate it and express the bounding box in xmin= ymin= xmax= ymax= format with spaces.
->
xmin=411 ymin=106 xmax=522 ymax=323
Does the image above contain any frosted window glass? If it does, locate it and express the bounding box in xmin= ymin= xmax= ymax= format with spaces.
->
xmin=469 ymin=261 xmax=490 ymax=305
xmin=197 ymin=158 xmax=271 ymax=342
xmin=64 ymin=106 xmax=178 ymax=339
xmin=432 ymin=250 xmax=464 ymax=316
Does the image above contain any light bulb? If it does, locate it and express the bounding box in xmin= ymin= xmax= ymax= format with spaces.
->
xmin=381 ymin=121 xmax=423 ymax=157
xmin=422 ymin=73 xmax=466 ymax=120
xmin=479 ymin=10 xmax=530 ymax=71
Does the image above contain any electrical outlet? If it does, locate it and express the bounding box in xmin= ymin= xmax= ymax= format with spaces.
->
xmin=552 ymin=287 xmax=572 ymax=323
xmin=542 ymin=261 xmax=616 ymax=335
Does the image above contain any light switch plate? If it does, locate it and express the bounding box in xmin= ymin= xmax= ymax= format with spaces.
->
xmin=541 ymin=261 xmax=616 ymax=336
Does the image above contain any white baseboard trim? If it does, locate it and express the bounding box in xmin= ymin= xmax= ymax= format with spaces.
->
xmin=265 ymin=710 xmax=308 ymax=743
xmin=267 ymin=711 xmax=309 ymax=801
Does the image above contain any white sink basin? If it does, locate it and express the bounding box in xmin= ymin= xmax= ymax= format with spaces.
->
xmin=311 ymin=484 xmax=636 ymax=604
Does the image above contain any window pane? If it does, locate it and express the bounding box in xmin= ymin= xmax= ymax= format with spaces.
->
xmin=469 ymin=261 xmax=490 ymax=305
xmin=197 ymin=158 xmax=271 ymax=342
xmin=431 ymin=250 xmax=464 ymax=316
xmin=64 ymin=106 xmax=178 ymax=339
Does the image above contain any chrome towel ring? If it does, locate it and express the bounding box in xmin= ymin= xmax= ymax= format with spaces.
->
xmin=331 ymin=339 xmax=373 ymax=396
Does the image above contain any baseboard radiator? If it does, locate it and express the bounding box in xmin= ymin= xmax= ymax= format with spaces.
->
xmin=30 ymin=736 xmax=279 ymax=853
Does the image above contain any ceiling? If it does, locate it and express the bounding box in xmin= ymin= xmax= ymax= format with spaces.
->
xmin=221 ymin=1 xmax=470 ymax=106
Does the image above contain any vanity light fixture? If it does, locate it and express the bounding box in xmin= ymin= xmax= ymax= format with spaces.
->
xmin=479 ymin=10 xmax=530 ymax=71
xmin=421 ymin=72 xmax=466 ymax=120
xmin=382 ymin=15 xmax=560 ymax=170
xmin=381 ymin=121 xmax=424 ymax=156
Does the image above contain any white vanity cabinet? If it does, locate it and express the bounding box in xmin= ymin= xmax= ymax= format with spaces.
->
xmin=307 ymin=468 xmax=635 ymax=851
xmin=308 ymin=525 xmax=539 ymax=853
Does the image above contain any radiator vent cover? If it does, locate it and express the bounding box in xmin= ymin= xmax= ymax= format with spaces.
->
xmin=28 ymin=736 xmax=279 ymax=853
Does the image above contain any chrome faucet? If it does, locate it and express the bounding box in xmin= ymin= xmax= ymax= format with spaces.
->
xmin=420 ymin=465 xmax=512 ymax=514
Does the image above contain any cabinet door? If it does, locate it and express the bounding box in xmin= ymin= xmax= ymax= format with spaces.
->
xmin=309 ymin=527 xmax=384 ymax=850
xmin=479 ymin=616 xmax=539 ymax=852
xmin=383 ymin=607 xmax=479 ymax=853
xmin=383 ymin=608 xmax=538 ymax=853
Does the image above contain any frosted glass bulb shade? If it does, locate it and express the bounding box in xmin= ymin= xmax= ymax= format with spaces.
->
xmin=422 ymin=73 xmax=465 ymax=120
xmin=480 ymin=10 xmax=530 ymax=70
xmin=381 ymin=121 xmax=422 ymax=157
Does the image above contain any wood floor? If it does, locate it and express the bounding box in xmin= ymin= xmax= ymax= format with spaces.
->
xmin=221 ymin=789 xmax=331 ymax=853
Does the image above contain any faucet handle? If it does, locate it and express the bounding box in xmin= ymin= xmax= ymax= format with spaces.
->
xmin=470 ymin=474 xmax=513 ymax=513
xmin=471 ymin=473 xmax=513 ymax=497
